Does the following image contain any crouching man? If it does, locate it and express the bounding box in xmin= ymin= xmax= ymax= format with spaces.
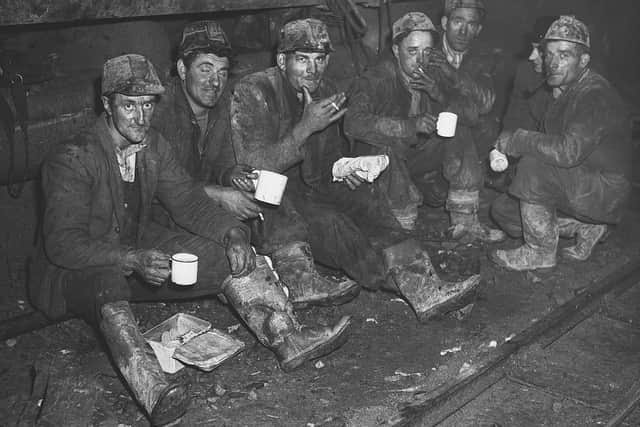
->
xmin=30 ymin=54 xmax=350 ymax=426
xmin=490 ymin=16 xmax=632 ymax=270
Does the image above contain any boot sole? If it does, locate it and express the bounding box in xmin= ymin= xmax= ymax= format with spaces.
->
xmin=150 ymin=383 xmax=190 ymax=427
xmin=291 ymin=283 xmax=361 ymax=310
xmin=488 ymin=250 xmax=556 ymax=272
xmin=416 ymin=275 xmax=481 ymax=322
xmin=561 ymin=228 xmax=610 ymax=262
xmin=279 ymin=316 xmax=352 ymax=372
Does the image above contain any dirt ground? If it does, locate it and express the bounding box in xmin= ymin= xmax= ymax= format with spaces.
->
xmin=0 ymin=182 xmax=639 ymax=426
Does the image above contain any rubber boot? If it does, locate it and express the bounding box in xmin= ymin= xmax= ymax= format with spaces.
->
xmin=490 ymin=201 xmax=558 ymax=271
xmin=447 ymin=190 xmax=506 ymax=243
xmin=558 ymin=217 xmax=608 ymax=261
xmin=382 ymin=239 xmax=481 ymax=322
xmin=100 ymin=301 xmax=189 ymax=426
xmin=271 ymin=241 xmax=360 ymax=309
xmin=222 ymin=255 xmax=352 ymax=372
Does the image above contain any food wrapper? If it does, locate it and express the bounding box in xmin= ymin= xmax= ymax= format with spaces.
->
xmin=332 ymin=155 xmax=389 ymax=183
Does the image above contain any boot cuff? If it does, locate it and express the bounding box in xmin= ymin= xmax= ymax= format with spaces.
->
xmin=446 ymin=190 xmax=479 ymax=214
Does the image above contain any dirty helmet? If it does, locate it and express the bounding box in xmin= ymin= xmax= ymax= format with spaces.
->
xmin=392 ymin=12 xmax=437 ymax=43
xmin=101 ymin=54 xmax=165 ymax=97
xmin=443 ymin=0 xmax=486 ymax=16
xmin=543 ymin=15 xmax=590 ymax=49
xmin=528 ymin=15 xmax=558 ymax=45
xmin=179 ymin=20 xmax=233 ymax=58
xmin=278 ymin=18 xmax=334 ymax=54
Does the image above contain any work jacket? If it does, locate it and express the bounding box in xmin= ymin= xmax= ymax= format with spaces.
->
xmin=229 ymin=66 xmax=346 ymax=190
xmin=437 ymin=39 xmax=503 ymax=152
xmin=31 ymin=115 xmax=246 ymax=318
xmin=152 ymin=77 xmax=235 ymax=183
xmin=343 ymin=58 xmax=488 ymax=156
xmin=505 ymin=69 xmax=632 ymax=180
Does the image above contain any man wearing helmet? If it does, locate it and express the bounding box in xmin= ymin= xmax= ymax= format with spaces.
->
xmin=229 ymin=18 xmax=481 ymax=322
xmin=501 ymin=16 xmax=557 ymax=133
xmin=490 ymin=16 xmax=632 ymax=270
xmin=152 ymin=21 xmax=359 ymax=311
xmin=432 ymin=0 xmax=507 ymax=243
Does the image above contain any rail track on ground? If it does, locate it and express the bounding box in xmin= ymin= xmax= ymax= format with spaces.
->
xmin=397 ymin=263 xmax=640 ymax=426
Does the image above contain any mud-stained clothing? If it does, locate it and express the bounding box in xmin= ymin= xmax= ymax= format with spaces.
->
xmin=344 ymin=51 xmax=497 ymax=198
xmin=30 ymin=115 xmax=248 ymax=319
xmin=151 ymin=77 xmax=309 ymax=254
xmin=152 ymin=77 xmax=234 ymax=183
xmin=492 ymin=69 xmax=632 ymax=236
xmin=230 ymin=67 xmax=399 ymax=289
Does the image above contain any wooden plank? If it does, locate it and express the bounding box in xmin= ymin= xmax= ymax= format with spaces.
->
xmin=0 ymin=0 xmax=325 ymax=26
xmin=439 ymin=378 xmax=609 ymax=426
xmin=603 ymin=282 xmax=640 ymax=325
xmin=511 ymin=314 xmax=640 ymax=413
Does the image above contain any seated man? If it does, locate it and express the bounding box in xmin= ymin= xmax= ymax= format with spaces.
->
xmin=229 ymin=18 xmax=480 ymax=321
xmin=151 ymin=20 xmax=358 ymax=308
xmin=30 ymin=54 xmax=350 ymax=426
xmin=345 ymin=6 xmax=504 ymax=244
xmin=490 ymin=16 xmax=632 ymax=270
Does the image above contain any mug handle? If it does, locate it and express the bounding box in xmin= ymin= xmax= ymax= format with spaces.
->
xmin=251 ymin=170 xmax=261 ymax=189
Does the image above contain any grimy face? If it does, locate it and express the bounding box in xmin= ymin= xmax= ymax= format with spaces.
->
xmin=544 ymin=40 xmax=590 ymax=89
xmin=278 ymin=51 xmax=329 ymax=94
xmin=528 ymin=43 xmax=544 ymax=73
xmin=393 ymin=31 xmax=436 ymax=79
xmin=442 ymin=7 xmax=483 ymax=52
xmin=179 ymin=52 xmax=230 ymax=109
xmin=103 ymin=93 xmax=157 ymax=144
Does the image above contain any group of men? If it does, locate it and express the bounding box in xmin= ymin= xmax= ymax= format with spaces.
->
xmin=29 ymin=0 xmax=632 ymax=424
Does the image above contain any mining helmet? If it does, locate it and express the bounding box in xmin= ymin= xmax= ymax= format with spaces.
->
xmin=529 ymin=15 xmax=558 ymax=45
xmin=543 ymin=15 xmax=590 ymax=49
xmin=278 ymin=18 xmax=334 ymax=54
xmin=443 ymin=0 xmax=486 ymax=16
xmin=392 ymin=12 xmax=437 ymax=43
xmin=101 ymin=54 xmax=165 ymax=97
xmin=179 ymin=20 xmax=233 ymax=58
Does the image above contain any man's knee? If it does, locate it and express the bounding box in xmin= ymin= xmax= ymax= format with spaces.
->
xmin=63 ymin=266 xmax=131 ymax=324
xmin=491 ymin=193 xmax=523 ymax=237
xmin=509 ymin=155 xmax=558 ymax=204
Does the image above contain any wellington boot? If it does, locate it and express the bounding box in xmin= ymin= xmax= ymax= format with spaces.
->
xmin=222 ymin=256 xmax=352 ymax=371
xmin=274 ymin=315 xmax=352 ymax=372
xmin=490 ymin=202 xmax=558 ymax=271
xmin=271 ymin=241 xmax=360 ymax=309
xmin=100 ymin=301 xmax=189 ymax=426
xmin=558 ymin=217 xmax=608 ymax=261
xmin=447 ymin=190 xmax=506 ymax=243
xmin=383 ymin=239 xmax=481 ymax=321
xmin=449 ymin=212 xmax=507 ymax=243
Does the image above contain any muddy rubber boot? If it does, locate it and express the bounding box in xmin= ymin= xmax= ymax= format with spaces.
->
xmin=447 ymin=190 xmax=506 ymax=243
xmin=490 ymin=202 xmax=558 ymax=271
xmin=271 ymin=241 xmax=360 ymax=309
xmin=382 ymin=239 xmax=481 ymax=321
xmin=558 ymin=217 xmax=608 ymax=261
xmin=100 ymin=301 xmax=189 ymax=426
xmin=222 ymin=255 xmax=352 ymax=372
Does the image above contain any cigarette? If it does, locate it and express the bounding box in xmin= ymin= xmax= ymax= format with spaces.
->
xmin=330 ymin=101 xmax=340 ymax=112
xmin=417 ymin=66 xmax=426 ymax=74
xmin=258 ymin=212 xmax=265 ymax=221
